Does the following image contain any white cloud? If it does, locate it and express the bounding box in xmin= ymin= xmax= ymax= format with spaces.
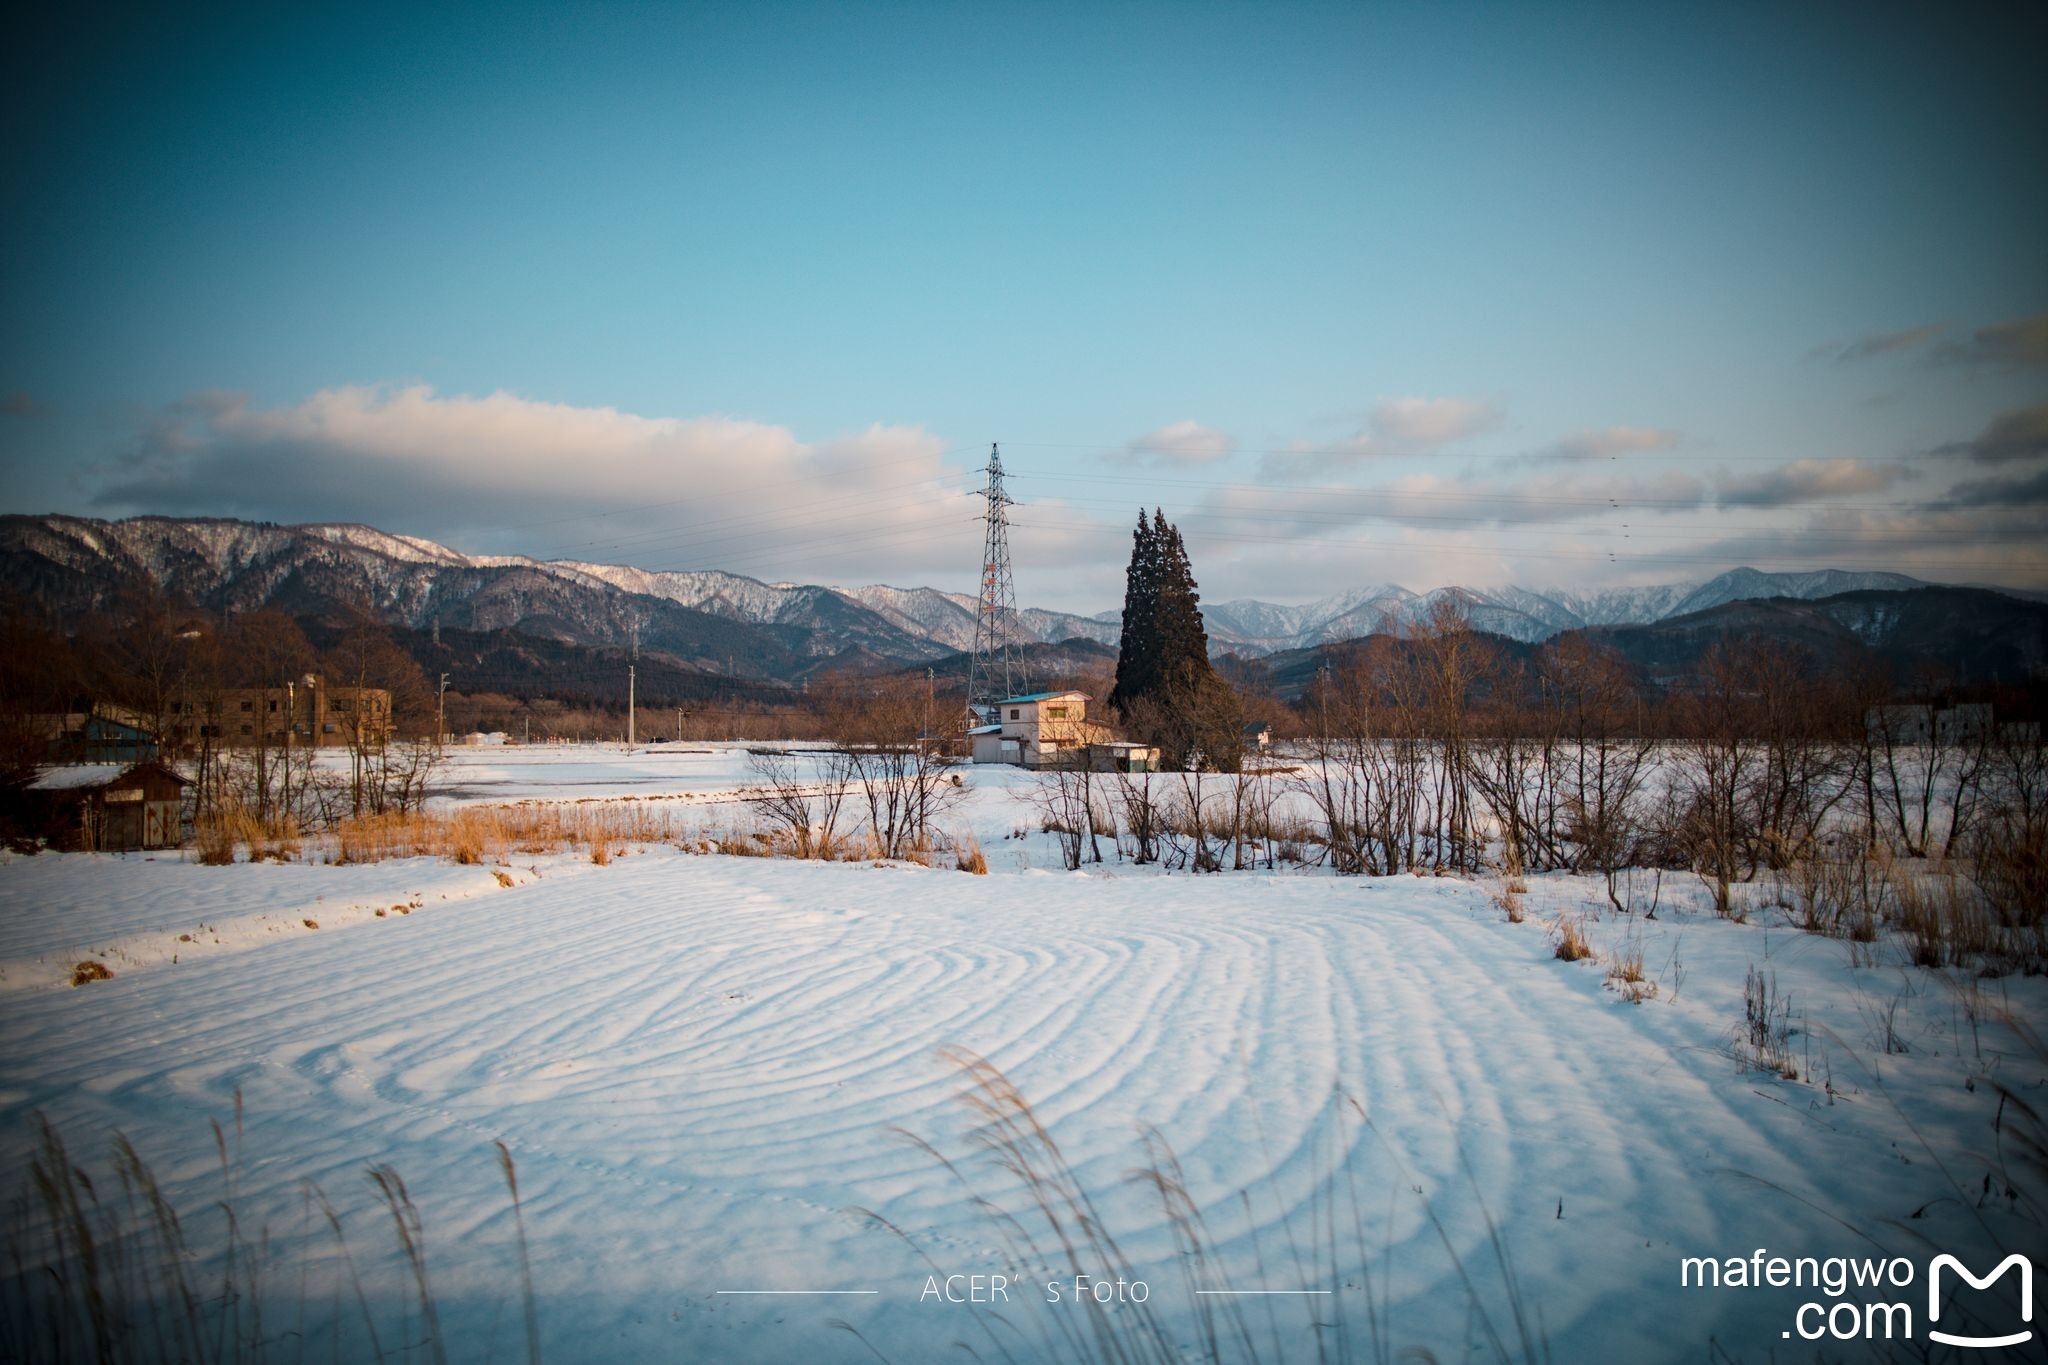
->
xmin=90 ymin=384 xmax=994 ymax=586
xmin=1713 ymin=458 xmax=1907 ymax=508
xmin=1368 ymin=396 xmax=1501 ymax=447
xmin=1259 ymin=395 xmax=1502 ymax=478
xmin=1118 ymin=419 xmax=1235 ymax=465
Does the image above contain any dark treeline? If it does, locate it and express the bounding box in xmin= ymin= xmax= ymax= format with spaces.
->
xmin=1 ymin=584 xmax=442 ymax=826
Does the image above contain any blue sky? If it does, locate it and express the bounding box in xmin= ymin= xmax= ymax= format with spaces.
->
xmin=2 ymin=1 xmax=2043 ymax=610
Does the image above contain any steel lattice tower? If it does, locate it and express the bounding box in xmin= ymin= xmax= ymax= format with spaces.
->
xmin=968 ymin=443 xmax=1020 ymax=716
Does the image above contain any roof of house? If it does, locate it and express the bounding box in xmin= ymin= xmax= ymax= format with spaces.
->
xmin=27 ymin=761 xmax=189 ymax=793
xmin=966 ymin=723 xmax=1003 ymax=735
xmin=28 ymin=765 xmax=131 ymax=791
xmin=998 ymin=690 xmax=1090 ymax=705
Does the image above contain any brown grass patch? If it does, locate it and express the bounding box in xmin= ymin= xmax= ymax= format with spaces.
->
xmin=332 ymin=802 xmax=683 ymax=865
xmin=1553 ymin=914 xmax=1594 ymax=962
xmin=70 ymin=960 xmax=113 ymax=987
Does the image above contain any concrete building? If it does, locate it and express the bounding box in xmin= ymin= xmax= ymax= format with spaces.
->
xmin=971 ymin=690 xmax=1115 ymax=769
xmin=169 ymin=677 xmax=394 ymax=749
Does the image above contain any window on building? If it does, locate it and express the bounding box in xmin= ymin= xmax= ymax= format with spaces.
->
xmin=1046 ymin=707 xmax=1068 ymax=719
xmin=1009 ymin=709 xmax=1020 ymax=720
xmin=239 ymin=724 xmax=252 ymax=735
xmin=267 ymin=699 xmax=278 ymax=712
xmin=239 ymin=700 xmax=253 ymax=712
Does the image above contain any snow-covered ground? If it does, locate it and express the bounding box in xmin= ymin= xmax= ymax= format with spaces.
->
xmin=1 ymin=745 xmax=2039 ymax=1362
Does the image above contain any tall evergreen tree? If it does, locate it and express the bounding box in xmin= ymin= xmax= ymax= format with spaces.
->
xmin=1152 ymin=516 xmax=1212 ymax=694
xmin=1110 ymin=510 xmax=1221 ymax=768
xmin=1107 ymin=511 xmax=1162 ymax=717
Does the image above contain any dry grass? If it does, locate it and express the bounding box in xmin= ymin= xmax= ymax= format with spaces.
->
xmin=1502 ymin=830 xmax=1529 ymax=896
xmin=952 ymin=831 xmax=988 ymax=875
xmin=69 ymin=960 xmax=113 ymax=987
xmin=3 ymin=1102 xmax=540 ymax=1365
xmin=1605 ymin=934 xmax=1656 ymax=1003
xmin=332 ymin=803 xmax=682 ymax=865
xmin=1552 ymin=914 xmax=1594 ymax=962
xmin=1895 ymin=862 xmax=1997 ymax=969
xmin=194 ymin=806 xmax=301 ymax=865
xmin=711 ymin=827 xmax=774 ymax=857
xmin=1741 ymin=965 xmax=1800 ymax=1079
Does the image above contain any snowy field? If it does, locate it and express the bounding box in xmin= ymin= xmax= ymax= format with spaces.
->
xmin=1 ymin=744 xmax=2041 ymax=1362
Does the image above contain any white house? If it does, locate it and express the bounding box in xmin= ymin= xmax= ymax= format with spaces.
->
xmin=970 ymin=691 xmax=1095 ymax=769
xmin=970 ymin=691 xmax=1160 ymax=772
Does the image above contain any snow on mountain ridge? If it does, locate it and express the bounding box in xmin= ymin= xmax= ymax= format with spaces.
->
xmin=0 ymin=514 xmax=1951 ymax=659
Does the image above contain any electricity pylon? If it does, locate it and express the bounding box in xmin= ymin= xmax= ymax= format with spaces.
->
xmin=968 ymin=443 xmax=1021 ymax=717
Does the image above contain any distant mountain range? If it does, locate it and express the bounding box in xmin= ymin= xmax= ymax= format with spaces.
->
xmin=1 ymin=514 xmax=2035 ymax=687
xmin=1244 ymin=587 xmax=2048 ymax=698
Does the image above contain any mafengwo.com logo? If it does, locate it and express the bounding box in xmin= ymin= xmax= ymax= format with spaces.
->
xmin=1680 ymin=1249 xmax=2032 ymax=1348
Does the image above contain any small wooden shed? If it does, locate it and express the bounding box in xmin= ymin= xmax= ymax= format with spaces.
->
xmin=26 ymin=762 xmax=188 ymax=851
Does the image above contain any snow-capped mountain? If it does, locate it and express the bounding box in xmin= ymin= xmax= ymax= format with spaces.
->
xmin=1194 ymin=571 xmax=1935 ymax=652
xmin=0 ymin=514 xmax=1965 ymax=677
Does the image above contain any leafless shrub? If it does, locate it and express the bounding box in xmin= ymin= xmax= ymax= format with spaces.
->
xmin=1031 ymin=765 xmax=1103 ymax=870
xmin=1895 ymin=863 xmax=1998 ymax=969
xmin=737 ymin=750 xmax=853 ymax=860
xmin=1740 ymin=965 xmax=1799 ymax=1079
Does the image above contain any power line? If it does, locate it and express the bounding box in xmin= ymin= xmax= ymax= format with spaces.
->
xmin=524 ymin=470 xmax=976 ymax=561
xmin=502 ymin=447 xmax=978 ymax=534
xmin=1007 ymin=490 xmax=2028 ymax=545
xmin=1006 ymin=465 xmax=1946 ymax=516
xmin=995 ymin=438 xmax=1919 ymax=466
xmin=1007 ymin=513 xmax=2043 ymax=574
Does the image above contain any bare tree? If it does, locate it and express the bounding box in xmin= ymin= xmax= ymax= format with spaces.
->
xmin=1412 ymin=599 xmax=1494 ymax=872
xmin=1031 ymin=763 xmax=1100 ymax=871
xmin=325 ymin=615 xmax=434 ymax=817
xmin=741 ymin=750 xmax=853 ymax=858
xmin=1116 ymin=769 xmax=1165 ymax=865
xmin=1668 ymin=640 xmax=1769 ymax=916
xmin=1541 ymin=636 xmax=1654 ymax=909
xmin=823 ymin=678 xmax=964 ymax=859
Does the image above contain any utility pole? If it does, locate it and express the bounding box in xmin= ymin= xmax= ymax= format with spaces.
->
xmin=968 ymin=443 xmax=1021 ymax=719
xmin=437 ymin=673 xmax=449 ymax=748
xmin=675 ymin=707 xmax=682 ymax=742
xmin=282 ymin=677 xmax=293 ymax=820
xmin=627 ymin=622 xmax=637 ymax=750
